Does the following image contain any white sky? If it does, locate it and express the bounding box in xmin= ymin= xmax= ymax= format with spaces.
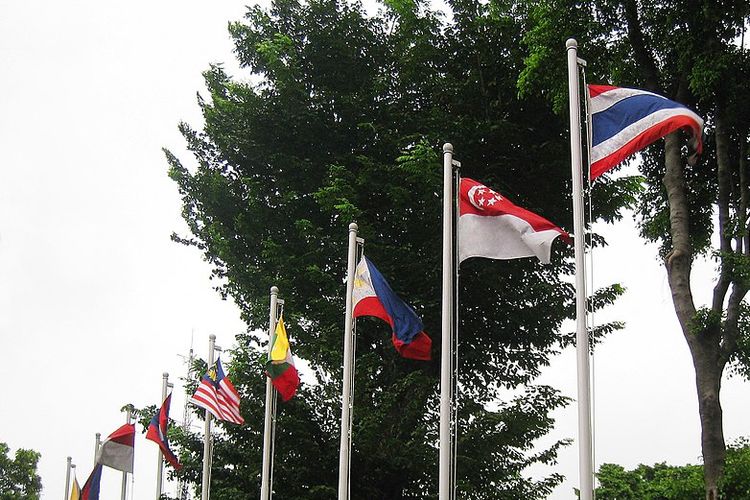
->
xmin=0 ymin=1 xmax=747 ymax=499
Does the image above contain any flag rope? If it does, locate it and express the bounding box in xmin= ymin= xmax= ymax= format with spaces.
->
xmin=582 ymin=61 xmax=598 ymax=495
xmin=451 ymin=164 xmax=461 ymax=500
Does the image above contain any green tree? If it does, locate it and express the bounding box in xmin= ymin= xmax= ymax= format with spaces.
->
xmin=595 ymin=438 xmax=750 ymax=499
xmin=0 ymin=442 xmax=42 ymax=500
xmin=167 ymin=0 xmax=627 ymax=497
xmin=522 ymin=1 xmax=750 ymax=497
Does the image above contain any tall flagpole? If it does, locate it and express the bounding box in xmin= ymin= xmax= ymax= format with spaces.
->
xmin=94 ymin=433 xmax=101 ymax=465
xmin=439 ymin=143 xmax=455 ymax=500
xmin=201 ymin=334 xmax=217 ymax=500
xmin=566 ymin=38 xmax=594 ymax=500
xmin=122 ymin=406 xmax=133 ymax=500
xmin=261 ymin=286 xmax=280 ymax=500
xmin=155 ymin=372 xmax=169 ymax=500
xmin=64 ymin=456 xmax=72 ymax=500
xmin=337 ymin=222 xmax=359 ymax=500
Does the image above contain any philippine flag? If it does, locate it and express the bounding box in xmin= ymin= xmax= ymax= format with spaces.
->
xmin=352 ymin=256 xmax=432 ymax=361
xmin=146 ymin=393 xmax=182 ymax=470
xmin=588 ymin=84 xmax=704 ymax=179
xmin=458 ymin=178 xmax=568 ymax=264
xmin=80 ymin=464 xmax=102 ymax=500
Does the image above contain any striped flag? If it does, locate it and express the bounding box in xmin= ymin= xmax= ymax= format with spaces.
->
xmin=97 ymin=423 xmax=135 ymax=473
xmin=146 ymin=393 xmax=182 ymax=469
xmin=69 ymin=475 xmax=81 ymax=500
xmin=80 ymin=464 xmax=102 ymax=500
xmin=190 ymin=358 xmax=244 ymax=425
xmin=266 ymin=314 xmax=300 ymax=401
xmin=588 ymin=84 xmax=704 ymax=179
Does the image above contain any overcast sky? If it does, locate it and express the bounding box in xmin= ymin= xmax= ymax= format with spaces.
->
xmin=0 ymin=1 xmax=748 ymax=499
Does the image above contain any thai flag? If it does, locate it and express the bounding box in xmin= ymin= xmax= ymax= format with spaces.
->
xmin=146 ymin=393 xmax=182 ymax=469
xmin=588 ymin=84 xmax=704 ymax=179
xmin=352 ymin=256 xmax=432 ymax=361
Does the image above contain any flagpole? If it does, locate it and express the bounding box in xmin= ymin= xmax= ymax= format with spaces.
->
xmin=64 ymin=456 xmax=72 ymax=500
xmin=201 ymin=334 xmax=216 ymax=500
xmin=94 ymin=433 xmax=101 ymax=465
xmin=337 ymin=222 xmax=359 ymax=500
xmin=261 ymin=286 xmax=280 ymax=500
xmin=122 ymin=406 xmax=132 ymax=500
xmin=155 ymin=372 xmax=169 ymax=500
xmin=566 ymin=38 xmax=594 ymax=500
xmin=439 ymin=143 xmax=455 ymax=500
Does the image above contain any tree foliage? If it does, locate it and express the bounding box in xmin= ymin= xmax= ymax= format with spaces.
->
xmin=167 ymin=0 xmax=627 ymax=497
xmin=0 ymin=442 xmax=42 ymax=500
xmin=595 ymin=438 xmax=750 ymax=499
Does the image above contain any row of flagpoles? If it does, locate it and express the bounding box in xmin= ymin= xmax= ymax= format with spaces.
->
xmin=63 ymin=40 xmax=706 ymax=500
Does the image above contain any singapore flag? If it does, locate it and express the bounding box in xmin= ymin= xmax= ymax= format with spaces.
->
xmin=458 ymin=178 xmax=569 ymax=264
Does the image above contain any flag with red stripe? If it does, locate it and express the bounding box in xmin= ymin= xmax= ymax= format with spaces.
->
xmin=190 ymin=358 xmax=244 ymax=425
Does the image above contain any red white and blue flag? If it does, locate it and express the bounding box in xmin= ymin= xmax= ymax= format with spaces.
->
xmin=146 ymin=393 xmax=182 ymax=470
xmin=352 ymin=256 xmax=432 ymax=361
xmin=96 ymin=423 xmax=135 ymax=473
xmin=190 ymin=358 xmax=244 ymax=425
xmin=80 ymin=463 xmax=102 ymax=500
xmin=459 ymin=178 xmax=568 ymax=264
xmin=588 ymin=84 xmax=704 ymax=179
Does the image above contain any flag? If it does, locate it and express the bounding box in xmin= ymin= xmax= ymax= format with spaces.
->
xmin=458 ymin=177 xmax=568 ymax=264
xmin=190 ymin=358 xmax=244 ymax=425
xmin=80 ymin=464 xmax=102 ymax=500
xmin=352 ymin=256 xmax=432 ymax=360
xmin=266 ymin=314 xmax=300 ymax=401
xmin=97 ymin=423 xmax=135 ymax=473
xmin=588 ymin=84 xmax=704 ymax=179
xmin=69 ymin=475 xmax=81 ymax=500
xmin=146 ymin=393 xmax=182 ymax=470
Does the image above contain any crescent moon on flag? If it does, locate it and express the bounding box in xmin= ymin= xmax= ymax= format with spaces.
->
xmin=467 ymin=185 xmax=485 ymax=210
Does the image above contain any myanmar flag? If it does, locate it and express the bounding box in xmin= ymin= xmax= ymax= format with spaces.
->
xmin=266 ymin=315 xmax=299 ymax=401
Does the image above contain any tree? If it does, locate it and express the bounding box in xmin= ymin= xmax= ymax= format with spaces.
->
xmin=521 ymin=1 xmax=750 ymax=498
xmin=167 ymin=0 xmax=627 ymax=497
xmin=0 ymin=442 xmax=42 ymax=500
xmin=595 ymin=438 xmax=750 ymax=499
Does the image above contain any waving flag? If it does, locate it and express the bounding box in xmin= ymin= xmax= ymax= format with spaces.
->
xmin=80 ymin=464 xmax=102 ymax=500
xmin=353 ymin=256 xmax=432 ymax=360
xmin=69 ymin=475 xmax=81 ymax=500
xmin=588 ymin=84 xmax=704 ymax=179
xmin=97 ymin=423 xmax=135 ymax=473
xmin=266 ymin=315 xmax=300 ymax=401
xmin=190 ymin=358 xmax=244 ymax=425
xmin=459 ymin=178 xmax=568 ymax=264
xmin=146 ymin=393 xmax=182 ymax=469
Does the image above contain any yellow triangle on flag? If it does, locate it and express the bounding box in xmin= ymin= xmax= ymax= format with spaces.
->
xmin=70 ymin=476 xmax=81 ymax=500
xmin=270 ymin=315 xmax=290 ymax=362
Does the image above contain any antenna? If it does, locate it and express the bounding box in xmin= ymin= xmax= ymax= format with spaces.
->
xmin=177 ymin=342 xmax=195 ymax=500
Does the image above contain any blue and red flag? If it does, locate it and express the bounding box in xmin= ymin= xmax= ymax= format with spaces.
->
xmin=352 ymin=256 xmax=432 ymax=360
xmin=146 ymin=393 xmax=182 ymax=470
xmin=80 ymin=463 xmax=102 ymax=500
xmin=588 ymin=84 xmax=704 ymax=179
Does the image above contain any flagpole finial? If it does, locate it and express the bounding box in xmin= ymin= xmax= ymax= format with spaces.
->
xmin=163 ymin=372 xmax=169 ymax=378
xmin=349 ymin=222 xmax=358 ymax=232
xmin=271 ymin=285 xmax=279 ymax=294
xmin=566 ymin=38 xmax=577 ymax=50
xmin=209 ymin=334 xmax=216 ymax=341
xmin=443 ymin=143 xmax=453 ymax=153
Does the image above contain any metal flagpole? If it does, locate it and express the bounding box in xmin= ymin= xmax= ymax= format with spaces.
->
xmin=261 ymin=286 xmax=280 ymax=500
xmin=337 ymin=222 xmax=359 ymax=500
xmin=566 ymin=38 xmax=594 ymax=500
xmin=439 ymin=143 xmax=455 ymax=500
xmin=122 ymin=406 xmax=133 ymax=500
xmin=155 ymin=372 xmax=170 ymax=499
xmin=94 ymin=433 xmax=101 ymax=465
xmin=64 ymin=456 xmax=72 ymax=500
xmin=201 ymin=334 xmax=217 ymax=500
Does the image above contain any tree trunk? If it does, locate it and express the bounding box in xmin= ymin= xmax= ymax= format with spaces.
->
xmin=662 ymin=131 xmax=727 ymax=499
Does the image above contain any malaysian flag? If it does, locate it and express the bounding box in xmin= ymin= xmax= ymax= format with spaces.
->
xmin=189 ymin=357 xmax=244 ymax=425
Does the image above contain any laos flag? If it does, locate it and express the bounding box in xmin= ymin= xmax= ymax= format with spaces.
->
xmin=352 ymin=256 xmax=432 ymax=361
xmin=588 ymin=84 xmax=703 ymax=179
xmin=146 ymin=393 xmax=182 ymax=470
